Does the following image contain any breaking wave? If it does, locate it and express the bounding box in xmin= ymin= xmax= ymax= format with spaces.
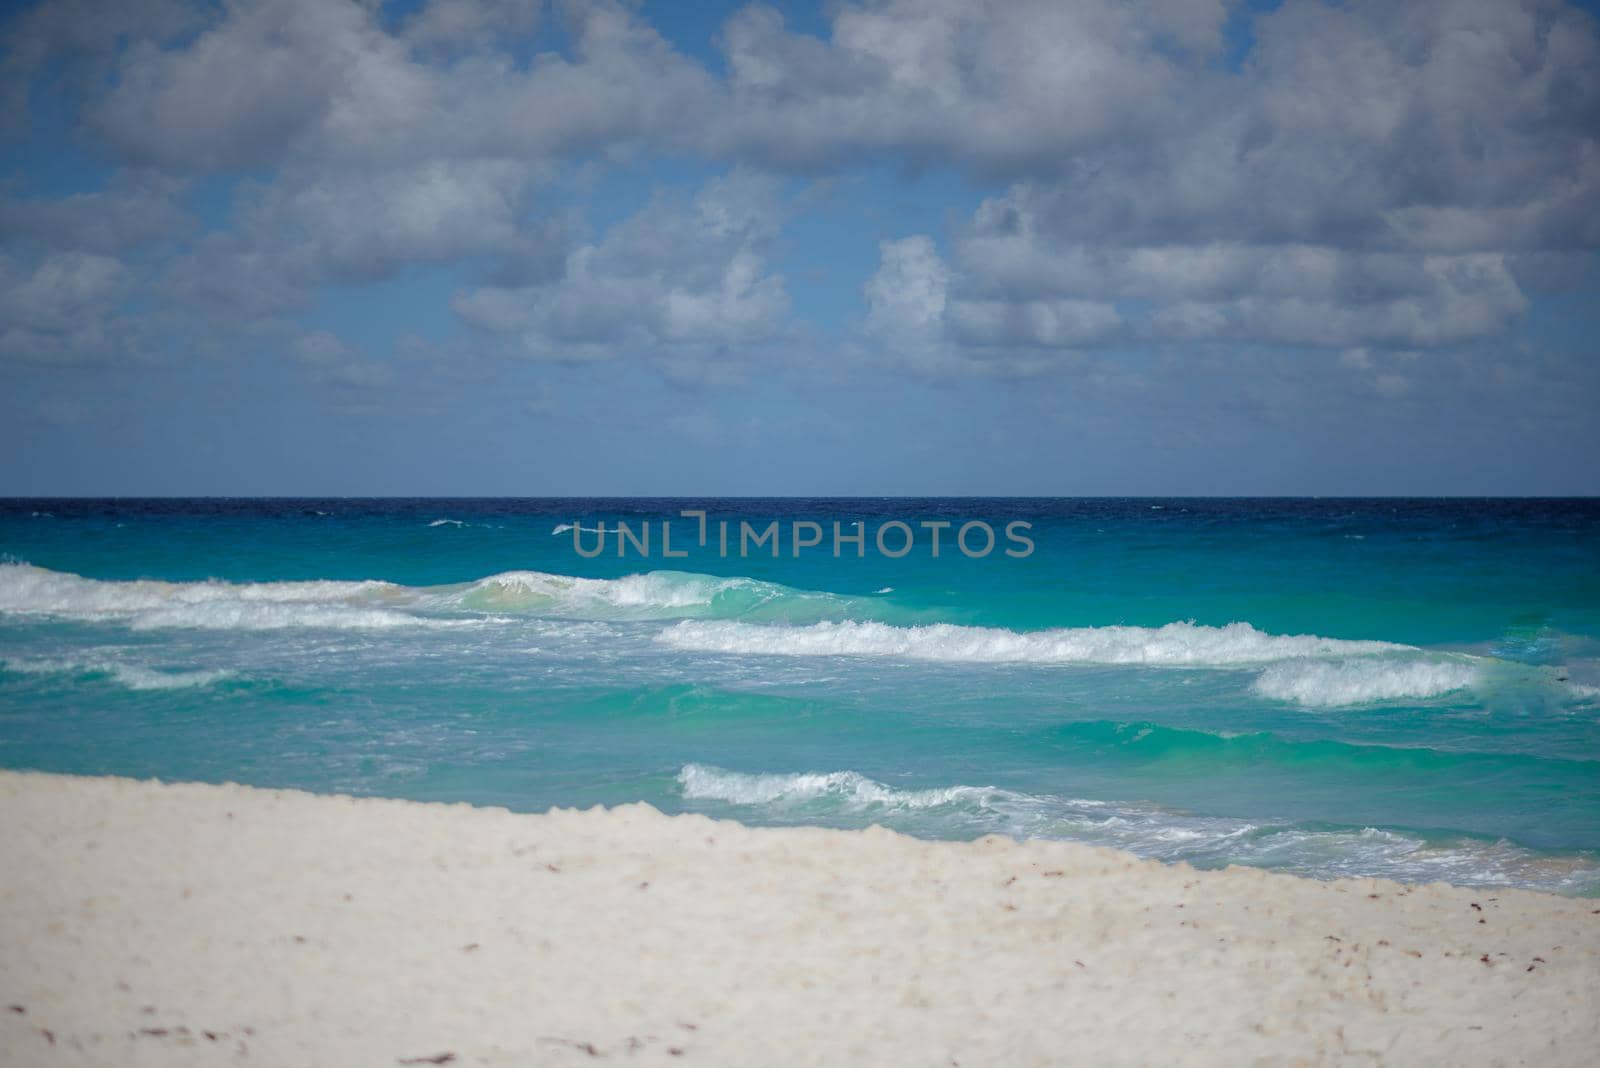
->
xmin=677 ymin=764 xmax=1600 ymax=893
xmin=657 ymin=618 xmax=1407 ymax=665
xmin=1 ymin=564 xmax=1506 ymax=706
xmin=2 ymin=656 xmax=233 ymax=691
xmin=0 ymin=563 xmax=867 ymax=631
xmin=1253 ymin=658 xmax=1479 ymax=705
xmin=0 ymin=563 xmax=458 ymax=631
xmin=436 ymin=569 xmax=859 ymax=621
xmin=654 ymin=619 xmax=1503 ymax=706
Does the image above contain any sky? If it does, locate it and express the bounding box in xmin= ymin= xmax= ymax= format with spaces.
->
xmin=0 ymin=0 xmax=1597 ymax=496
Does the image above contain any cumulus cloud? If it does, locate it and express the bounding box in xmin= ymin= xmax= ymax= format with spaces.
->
xmin=247 ymin=159 xmax=536 ymax=280
xmin=290 ymin=330 xmax=392 ymax=388
xmin=400 ymin=0 xmax=543 ymax=55
xmin=954 ymin=187 xmax=1533 ymax=347
xmin=0 ymin=0 xmax=198 ymax=135
xmin=713 ymin=0 xmax=1230 ymax=174
xmin=0 ymin=171 xmax=191 ymax=255
xmin=851 ymin=0 xmax=1596 ymax=362
xmin=3 ymin=0 xmax=717 ymax=349
xmin=450 ymin=171 xmax=792 ymax=364
xmin=156 ymin=157 xmax=545 ymax=323
xmin=0 ymin=251 xmax=135 ymax=364
xmin=1 ymin=0 xmax=1597 ymax=381
xmin=864 ymin=236 xmax=948 ymax=352
xmin=71 ymin=0 xmax=711 ymax=171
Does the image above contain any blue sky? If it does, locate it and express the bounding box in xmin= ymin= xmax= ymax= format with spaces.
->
xmin=1 ymin=0 xmax=1597 ymax=495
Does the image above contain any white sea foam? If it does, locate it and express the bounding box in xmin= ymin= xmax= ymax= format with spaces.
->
xmin=428 ymin=518 xmax=465 ymax=527
xmin=0 ymin=563 xmax=853 ymax=630
xmin=1252 ymin=658 xmax=1479 ymax=706
xmin=678 ymin=763 xmax=998 ymax=810
xmin=657 ymin=618 xmax=1407 ymax=667
xmin=443 ymin=569 xmax=848 ymax=621
xmin=2 ymin=657 xmax=233 ymax=691
xmin=551 ymin=523 xmax=606 ymax=536
xmin=656 ymin=618 xmax=1506 ymax=706
xmin=677 ymin=764 xmax=1599 ymax=893
xmin=126 ymin=603 xmax=449 ymax=631
xmin=0 ymin=563 xmax=452 ymax=631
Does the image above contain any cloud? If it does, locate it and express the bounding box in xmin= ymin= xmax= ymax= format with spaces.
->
xmin=0 ymin=0 xmax=199 ymax=136
xmin=11 ymin=0 xmax=716 ymax=338
xmin=863 ymin=236 xmax=948 ymax=355
xmin=156 ymin=157 xmax=546 ymax=323
xmin=399 ymin=0 xmax=543 ymax=55
xmin=0 ymin=251 xmax=136 ymax=364
xmin=851 ymin=0 xmax=1596 ymax=362
xmin=868 ymin=219 xmax=1533 ymax=360
xmin=0 ymin=171 xmax=191 ymax=255
xmin=247 ymin=159 xmax=537 ymax=280
xmin=74 ymin=0 xmax=713 ymax=172
xmin=451 ymin=170 xmax=792 ymax=364
xmin=713 ymin=0 xmax=1230 ymax=175
xmin=3 ymin=0 xmax=1597 ymax=384
xmin=290 ymin=329 xmax=392 ymax=388
xmin=86 ymin=0 xmax=367 ymax=171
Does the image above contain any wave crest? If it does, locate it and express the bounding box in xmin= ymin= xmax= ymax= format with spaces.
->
xmin=678 ymin=763 xmax=997 ymax=810
xmin=0 ymin=563 xmax=864 ymax=630
xmin=677 ymin=764 xmax=1599 ymax=893
xmin=657 ymin=618 xmax=1407 ymax=666
xmin=2 ymin=657 xmax=233 ymax=691
xmin=1253 ymin=658 xmax=1478 ymax=705
xmin=0 ymin=563 xmax=453 ymax=631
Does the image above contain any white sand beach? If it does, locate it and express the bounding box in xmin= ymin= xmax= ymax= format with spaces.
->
xmin=2 ymin=770 xmax=1596 ymax=1067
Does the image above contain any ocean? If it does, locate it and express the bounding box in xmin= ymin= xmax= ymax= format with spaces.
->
xmin=2 ymin=498 xmax=1597 ymax=895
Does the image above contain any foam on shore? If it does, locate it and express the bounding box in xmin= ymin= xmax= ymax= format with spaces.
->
xmin=2 ymin=771 xmax=1596 ymax=1066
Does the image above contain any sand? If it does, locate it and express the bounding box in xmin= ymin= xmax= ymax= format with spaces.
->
xmin=1 ymin=771 xmax=1596 ymax=1066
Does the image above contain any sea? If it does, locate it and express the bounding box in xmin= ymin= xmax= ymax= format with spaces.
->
xmin=2 ymin=498 xmax=1597 ymax=895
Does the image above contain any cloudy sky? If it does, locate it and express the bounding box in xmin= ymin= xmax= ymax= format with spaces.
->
xmin=1 ymin=0 xmax=1597 ymax=495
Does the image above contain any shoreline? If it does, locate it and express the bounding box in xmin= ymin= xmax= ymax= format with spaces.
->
xmin=3 ymin=770 xmax=1597 ymax=1065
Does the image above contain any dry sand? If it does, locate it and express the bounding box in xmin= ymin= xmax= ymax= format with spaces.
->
xmin=2 ymin=770 xmax=1597 ymax=1066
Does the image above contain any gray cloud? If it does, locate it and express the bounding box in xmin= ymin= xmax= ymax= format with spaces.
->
xmin=451 ymin=171 xmax=792 ymax=365
xmin=157 ymin=157 xmax=546 ymax=324
xmin=244 ymin=158 xmax=538 ymax=280
xmin=712 ymin=0 xmax=1229 ymax=175
xmin=0 ymin=0 xmax=198 ymax=136
xmin=290 ymin=329 xmax=392 ymax=388
xmin=2 ymin=0 xmax=1597 ymax=379
xmin=74 ymin=0 xmax=712 ymax=172
xmin=855 ymin=0 xmax=1597 ymax=361
xmin=400 ymin=0 xmax=543 ymax=55
xmin=0 ymin=171 xmax=191 ymax=254
xmin=0 ymin=250 xmax=137 ymax=364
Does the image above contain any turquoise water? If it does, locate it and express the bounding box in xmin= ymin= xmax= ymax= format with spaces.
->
xmin=2 ymin=498 xmax=1597 ymax=893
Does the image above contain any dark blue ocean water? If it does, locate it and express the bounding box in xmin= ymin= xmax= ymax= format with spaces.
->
xmin=2 ymin=498 xmax=1597 ymax=893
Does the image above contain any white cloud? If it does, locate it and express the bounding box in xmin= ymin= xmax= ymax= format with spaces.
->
xmin=451 ymin=171 xmax=792 ymax=363
xmin=3 ymin=0 xmax=1596 ymax=379
xmin=859 ymin=0 xmax=1598 ymax=361
xmin=290 ymin=329 xmax=391 ymax=388
xmin=78 ymin=0 xmax=713 ymax=172
xmin=0 ymin=171 xmax=191 ymax=254
xmin=246 ymin=159 xmax=536 ymax=279
xmin=88 ymin=0 xmax=367 ymax=171
xmin=0 ymin=251 xmax=135 ymax=364
xmin=400 ymin=0 xmax=542 ymax=55
xmin=713 ymin=0 xmax=1229 ymax=174
xmin=863 ymin=236 xmax=949 ymax=351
